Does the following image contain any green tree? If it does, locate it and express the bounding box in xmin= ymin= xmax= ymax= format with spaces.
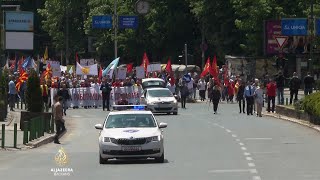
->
xmin=25 ymin=69 xmax=43 ymax=112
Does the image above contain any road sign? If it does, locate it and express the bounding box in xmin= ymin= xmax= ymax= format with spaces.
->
xmin=118 ymin=16 xmax=138 ymax=29
xmin=274 ymin=36 xmax=288 ymax=49
xmin=316 ymin=18 xmax=320 ymax=36
xmin=92 ymin=15 xmax=112 ymax=29
xmin=281 ymin=18 xmax=308 ymax=36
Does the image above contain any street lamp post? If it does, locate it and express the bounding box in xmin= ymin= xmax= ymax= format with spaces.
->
xmin=184 ymin=44 xmax=187 ymax=74
xmin=114 ymin=0 xmax=118 ymax=59
xmin=309 ymin=0 xmax=314 ymax=73
xmin=65 ymin=1 xmax=69 ymax=65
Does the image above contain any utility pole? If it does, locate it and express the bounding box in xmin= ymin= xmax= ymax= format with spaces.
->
xmin=309 ymin=0 xmax=314 ymax=73
xmin=201 ymin=21 xmax=205 ymax=69
xmin=65 ymin=1 xmax=69 ymax=65
xmin=114 ymin=0 xmax=118 ymax=59
xmin=184 ymin=43 xmax=187 ymax=74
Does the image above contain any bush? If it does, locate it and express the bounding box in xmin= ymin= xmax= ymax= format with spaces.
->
xmin=302 ymin=92 xmax=320 ymax=117
xmin=293 ymin=99 xmax=304 ymax=111
xmin=0 ymin=68 xmax=9 ymax=103
xmin=25 ymin=69 xmax=43 ymax=112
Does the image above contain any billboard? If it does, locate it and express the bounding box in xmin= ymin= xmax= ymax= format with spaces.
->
xmin=5 ymin=11 xmax=34 ymax=31
xmin=265 ymin=20 xmax=310 ymax=55
xmin=281 ymin=18 xmax=308 ymax=36
xmin=92 ymin=15 xmax=112 ymax=29
xmin=118 ymin=16 xmax=138 ymax=29
xmin=5 ymin=32 xmax=34 ymax=50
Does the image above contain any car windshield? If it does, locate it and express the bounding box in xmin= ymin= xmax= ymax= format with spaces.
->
xmin=142 ymin=80 xmax=165 ymax=88
xmin=148 ymin=89 xmax=173 ymax=97
xmin=105 ymin=114 xmax=157 ymax=128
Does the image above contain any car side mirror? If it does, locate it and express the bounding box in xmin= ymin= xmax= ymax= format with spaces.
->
xmin=159 ymin=122 xmax=167 ymax=129
xmin=95 ymin=124 xmax=103 ymax=130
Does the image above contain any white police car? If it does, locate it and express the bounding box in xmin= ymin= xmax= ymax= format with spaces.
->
xmin=95 ymin=105 xmax=167 ymax=164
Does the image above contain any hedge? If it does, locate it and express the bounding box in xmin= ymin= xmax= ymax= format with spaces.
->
xmin=302 ymin=92 xmax=320 ymax=117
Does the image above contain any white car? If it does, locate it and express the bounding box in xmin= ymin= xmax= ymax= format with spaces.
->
xmin=95 ymin=108 xmax=167 ymax=164
xmin=141 ymin=88 xmax=178 ymax=115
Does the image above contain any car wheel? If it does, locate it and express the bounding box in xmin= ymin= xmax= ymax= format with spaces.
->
xmin=173 ymin=112 xmax=178 ymax=115
xmin=99 ymin=155 xmax=108 ymax=164
xmin=167 ymin=112 xmax=171 ymax=115
xmin=155 ymin=152 xmax=164 ymax=163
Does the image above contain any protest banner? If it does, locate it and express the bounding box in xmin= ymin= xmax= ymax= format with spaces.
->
xmin=47 ymin=60 xmax=61 ymax=77
xmin=51 ymin=86 xmax=142 ymax=107
xmin=147 ymin=64 xmax=161 ymax=72
xmin=117 ymin=67 xmax=127 ymax=79
xmin=136 ymin=66 xmax=145 ymax=79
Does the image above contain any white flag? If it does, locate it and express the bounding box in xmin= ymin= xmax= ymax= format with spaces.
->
xmin=102 ymin=57 xmax=120 ymax=78
xmin=76 ymin=62 xmax=98 ymax=75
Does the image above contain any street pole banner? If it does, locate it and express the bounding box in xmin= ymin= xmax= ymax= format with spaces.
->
xmin=50 ymin=86 xmax=142 ymax=107
xmin=117 ymin=67 xmax=127 ymax=79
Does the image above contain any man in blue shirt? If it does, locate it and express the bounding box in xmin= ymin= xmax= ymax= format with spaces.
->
xmin=244 ymin=81 xmax=255 ymax=115
xmin=8 ymin=75 xmax=17 ymax=111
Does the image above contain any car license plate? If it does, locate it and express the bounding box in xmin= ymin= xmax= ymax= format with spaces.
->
xmin=122 ymin=146 xmax=141 ymax=151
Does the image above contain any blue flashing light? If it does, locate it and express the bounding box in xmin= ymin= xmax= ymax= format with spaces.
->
xmin=133 ymin=105 xmax=145 ymax=110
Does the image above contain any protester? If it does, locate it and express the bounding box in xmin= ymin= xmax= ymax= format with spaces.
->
xmin=275 ymin=71 xmax=285 ymax=105
xmin=53 ymin=95 xmax=65 ymax=144
xmin=303 ymin=72 xmax=315 ymax=95
xmin=237 ymin=81 xmax=246 ymax=114
xmin=179 ymin=81 xmax=189 ymax=109
xmin=100 ymin=78 xmax=112 ymax=111
xmin=57 ymin=84 xmax=70 ymax=115
xmin=266 ymin=78 xmax=277 ymax=113
xmin=166 ymin=79 xmax=176 ymax=95
xmin=8 ymin=75 xmax=17 ymax=111
xmin=198 ymin=77 xmax=206 ymax=101
xmin=244 ymin=81 xmax=255 ymax=115
xmin=254 ymin=84 xmax=264 ymax=117
xmin=40 ymin=79 xmax=49 ymax=112
xmin=207 ymin=78 xmax=214 ymax=102
xmin=289 ymin=72 xmax=301 ymax=105
xmin=227 ymin=83 xmax=235 ymax=103
xmin=211 ymin=83 xmax=221 ymax=114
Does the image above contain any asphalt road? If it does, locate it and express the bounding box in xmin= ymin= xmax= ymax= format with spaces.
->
xmin=1 ymin=102 xmax=320 ymax=180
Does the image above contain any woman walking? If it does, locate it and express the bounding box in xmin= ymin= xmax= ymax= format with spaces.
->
xmin=207 ymin=78 xmax=214 ymax=102
xmin=212 ymin=84 xmax=221 ymax=114
xmin=254 ymin=84 xmax=264 ymax=117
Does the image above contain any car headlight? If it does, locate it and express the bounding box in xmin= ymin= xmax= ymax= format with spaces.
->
xmin=147 ymin=101 xmax=156 ymax=105
xmin=147 ymin=136 xmax=160 ymax=143
xmin=104 ymin=137 xmax=111 ymax=142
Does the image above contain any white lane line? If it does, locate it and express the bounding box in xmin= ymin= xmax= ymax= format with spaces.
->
xmin=248 ymin=163 xmax=255 ymax=167
xmin=253 ymin=176 xmax=262 ymax=180
xmin=251 ymin=151 xmax=279 ymax=154
xmin=245 ymin=138 xmax=272 ymax=140
xmin=70 ymin=115 xmax=82 ymax=118
xmin=232 ymin=134 xmax=237 ymax=137
xmin=246 ymin=157 xmax=253 ymax=161
xmin=208 ymin=169 xmax=256 ymax=173
xmin=221 ymin=126 xmax=225 ymax=129
xmin=236 ymin=139 xmax=241 ymax=142
xmin=244 ymin=152 xmax=251 ymax=156
xmin=226 ymin=129 xmax=232 ymax=133
xmin=241 ymin=147 xmax=247 ymax=150
xmin=250 ymin=169 xmax=258 ymax=174
xmin=239 ymin=142 xmax=244 ymax=146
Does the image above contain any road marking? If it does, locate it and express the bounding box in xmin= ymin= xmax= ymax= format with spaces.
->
xmin=70 ymin=115 xmax=82 ymax=118
xmin=208 ymin=169 xmax=257 ymax=173
xmin=232 ymin=134 xmax=237 ymax=137
xmin=221 ymin=126 xmax=225 ymax=129
xmin=236 ymin=139 xmax=241 ymax=142
xmin=239 ymin=142 xmax=244 ymax=146
xmin=245 ymin=138 xmax=272 ymax=140
xmin=246 ymin=157 xmax=253 ymax=161
xmin=251 ymin=151 xmax=279 ymax=154
xmin=248 ymin=163 xmax=255 ymax=167
xmin=244 ymin=152 xmax=251 ymax=156
xmin=226 ymin=129 xmax=232 ymax=133
xmin=253 ymin=176 xmax=262 ymax=180
xmin=241 ymin=147 xmax=247 ymax=150
xmin=250 ymin=169 xmax=258 ymax=174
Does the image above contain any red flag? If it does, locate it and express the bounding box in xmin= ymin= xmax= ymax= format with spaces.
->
xmin=211 ymin=55 xmax=219 ymax=78
xmin=127 ymin=63 xmax=133 ymax=73
xmin=166 ymin=58 xmax=175 ymax=85
xmin=98 ymin=66 xmax=103 ymax=83
xmin=16 ymin=69 xmax=28 ymax=91
xmin=75 ymin=52 xmax=79 ymax=63
xmin=200 ymin=57 xmax=211 ymax=78
xmin=43 ymin=63 xmax=52 ymax=80
xmin=141 ymin=52 xmax=149 ymax=72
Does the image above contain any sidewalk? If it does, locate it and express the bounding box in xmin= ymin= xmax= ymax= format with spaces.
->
xmin=0 ymin=106 xmax=67 ymax=150
xmin=262 ymin=111 xmax=320 ymax=133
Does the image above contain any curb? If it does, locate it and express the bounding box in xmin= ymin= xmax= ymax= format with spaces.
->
xmin=26 ymin=130 xmax=67 ymax=148
xmin=262 ymin=112 xmax=320 ymax=133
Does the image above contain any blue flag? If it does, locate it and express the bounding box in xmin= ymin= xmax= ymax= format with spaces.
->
xmin=102 ymin=57 xmax=120 ymax=78
xmin=22 ymin=56 xmax=32 ymax=69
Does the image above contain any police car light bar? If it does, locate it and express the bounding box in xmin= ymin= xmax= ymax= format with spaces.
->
xmin=112 ymin=105 xmax=147 ymax=111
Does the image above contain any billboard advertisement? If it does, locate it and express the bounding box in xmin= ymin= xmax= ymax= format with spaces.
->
xmin=5 ymin=32 xmax=34 ymax=50
xmin=5 ymin=11 xmax=34 ymax=31
xmin=265 ymin=20 xmax=310 ymax=55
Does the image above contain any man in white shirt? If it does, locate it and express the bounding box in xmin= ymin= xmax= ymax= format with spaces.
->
xmin=166 ymin=79 xmax=176 ymax=95
xmin=197 ymin=77 xmax=206 ymax=101
xmin=187 ymin=73 xmax=194 ymax=99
